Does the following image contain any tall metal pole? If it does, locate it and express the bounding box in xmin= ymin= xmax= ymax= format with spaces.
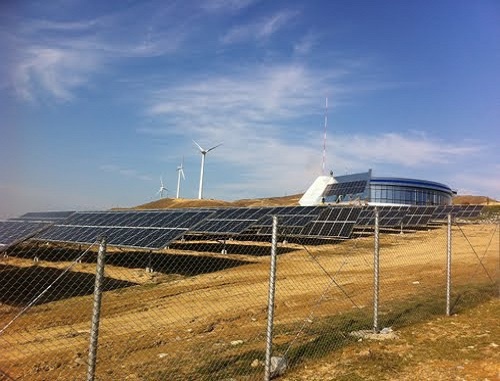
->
xmin=264 ymin=216 xmax=279 ymax=381
xmin=373 ymin=207 xmax=380 ymax=333
xmin=446 ymin=213 xmax=452 ymax=316
xmin=87 ymin=237 xmax=107 ymax=381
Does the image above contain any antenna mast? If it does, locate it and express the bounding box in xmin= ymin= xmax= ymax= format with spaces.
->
xmin=322 ymin=97 xmax=328 ymax=175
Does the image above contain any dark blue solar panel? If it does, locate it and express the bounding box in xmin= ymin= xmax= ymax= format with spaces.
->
xmin=0 ymin=221 xmax=51 ymax=248
xmin=300 ymin=207 xmax=361 ymax=238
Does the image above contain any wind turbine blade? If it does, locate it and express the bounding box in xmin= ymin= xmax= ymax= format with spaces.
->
xmin=180 ymin=168 xmax=185 ymax=180
xmin=206 ymin=142 xmax=223 ymax=153
xmin=192 ymin=140 xmax=204 ymax=152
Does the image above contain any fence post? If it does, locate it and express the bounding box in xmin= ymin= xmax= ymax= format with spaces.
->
xmin=264 ymin=216 xmax=278 ymax=381
xmin=446 ymin=213 xmax=452 ymax=316
xmin=87 ymin=236 xmax=107 ymax=381
xmin=373 ymin=207 xmax=380 ymax=333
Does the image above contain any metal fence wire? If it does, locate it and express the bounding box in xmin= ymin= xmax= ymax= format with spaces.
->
xmin=0 ymin=205 xmax=498 ymax=380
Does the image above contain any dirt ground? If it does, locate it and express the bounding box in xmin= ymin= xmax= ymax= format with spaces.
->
xmin=282 ymin=298 xmax=500 ymax=381
xmin=0 ymin=223 xmax=498 ymax=380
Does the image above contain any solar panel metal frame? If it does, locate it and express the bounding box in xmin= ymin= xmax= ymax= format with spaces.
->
xmin=12 ymin=211 xmax=76 ymax=222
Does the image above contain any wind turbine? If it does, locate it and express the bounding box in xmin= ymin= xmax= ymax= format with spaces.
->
xmin=176 ymin=158 xmax=185 ymax=199
xmin=156 ymin=176 xmax=168 ymax=198
xmin=193 ymin=140 xmax=222 ymax=199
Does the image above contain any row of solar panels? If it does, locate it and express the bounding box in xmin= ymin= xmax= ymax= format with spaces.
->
xmin=0 ymin=205 xmax=484 ymax=251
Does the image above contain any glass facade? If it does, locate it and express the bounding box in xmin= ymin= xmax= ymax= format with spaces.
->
xmin=314 ymin=171 xmax=454 ymax=206
xmin=369 ymin=178 xmax=453 ymax=205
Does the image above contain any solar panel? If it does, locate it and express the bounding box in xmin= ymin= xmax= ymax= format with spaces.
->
xmin=355 ymin=206 xmax=410 ymax=227
xmin=431 ymin=205 xmax=484 ymax=221
xmin=189 ymin=207 xmax=266 ymax=234
xmin=401 ymin=206 xmax=437 ymax=227
xmin=251 ymin=206 xmax=321 ymax=228
xmin=454 ymin=205 xmax=483 ymax=218
xmin=0 ymin=220 xmax=51 ymax=249
xmin=323 ymin=181 xmax=367 ymax=198
xmin=300 ymin=206 xmax=361 ymax=239
xmin=34 ymin=209 xmax=215 ymax=249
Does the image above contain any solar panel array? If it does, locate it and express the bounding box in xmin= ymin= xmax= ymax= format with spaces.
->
xmin=2 ymin=204 xmax=485 ymax=250
xmin=36 ymin=210 xmax=215 ymax=249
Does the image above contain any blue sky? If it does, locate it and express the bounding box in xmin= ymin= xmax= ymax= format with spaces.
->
xmin=1 ymin=0 xmax=499 ymax=217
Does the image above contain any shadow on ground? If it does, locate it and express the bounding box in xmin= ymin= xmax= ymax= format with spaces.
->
xmin=0 ymin=264 xmax=136 ymax=307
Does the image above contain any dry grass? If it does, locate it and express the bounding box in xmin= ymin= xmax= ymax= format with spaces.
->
xmin=131 ymin=194 xmax=302 ymax=210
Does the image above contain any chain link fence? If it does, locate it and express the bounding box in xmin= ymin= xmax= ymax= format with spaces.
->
xmin=1 ymin=205 xmax=498 ymax=380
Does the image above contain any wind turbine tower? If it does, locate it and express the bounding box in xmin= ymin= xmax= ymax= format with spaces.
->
xmin=193 ymin=140 xmax=222 ymax=199
xmin=176 ymin=158 xmax=185 ymax=199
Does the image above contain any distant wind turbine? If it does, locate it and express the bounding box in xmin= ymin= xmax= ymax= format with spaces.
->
xmin=156 ymin=176 xmax=168 ymax=198
xmin=176 ymin=158 xmax=185 ymax=199
xmin=193 ymin=140 xmax=222 ymax=199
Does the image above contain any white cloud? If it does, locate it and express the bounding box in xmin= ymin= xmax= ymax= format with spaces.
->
xmin=334 ymin=132 xmax=483 ymax=167
xmin=221 ymin=10 xmax=298 ymax=44
xmin=142 ymin=62 xmax=487 ymax=199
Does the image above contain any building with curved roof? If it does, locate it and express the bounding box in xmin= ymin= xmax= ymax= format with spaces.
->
xmin=299 ymin=170 xmax=456 ymax=206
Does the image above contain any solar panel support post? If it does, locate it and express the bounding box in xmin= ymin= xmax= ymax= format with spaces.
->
xmin=87 ymin=236 xmax=107 ymax=381
xmin=373 ymin=207 xmax=380 ymax=333
xmin=264 ymin=215 xmax=279 ymax=381
xmin=446 ymin=213 xmax=452 ymax=316
xmin=146 ymin=250 xmax=153 ymax=273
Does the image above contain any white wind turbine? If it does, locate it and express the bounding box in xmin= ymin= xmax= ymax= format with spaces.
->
xmin=156 ymin=176 xmax=168 ymax=198
xmin=176 ymin=158 xmax=185 ymax=199
xmin=193 ymin=140 xmax=222 ymax=199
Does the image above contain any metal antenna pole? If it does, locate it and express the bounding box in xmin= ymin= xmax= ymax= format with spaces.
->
xmin=322 ymin=97 xmax=328 ymax=175
xmin=264 ymin=216 xmax=279 ymax=381
xmin=373 ymin=207 xmax=380 ymax=333
xmin=446 ymin=213 xmax=452 ymax=316
xmin=87 ymin=236 xmax=107 ymax=381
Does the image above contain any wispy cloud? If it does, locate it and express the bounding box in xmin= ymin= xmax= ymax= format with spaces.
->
xmin=221 ymin=10 xmax=298 ymax=44
xmin=293 ymin=31 xmax=318 ymax=56
xmin=14 ymin=45 xmax=99 ymax=101
xmin=10 ymin=4 xmax=188 ymax=101
xmin=200 ymin=0 xmax=260 ymax=12
xmin=334 ymin=132 xmax=483 ymax=167
xmin=99 ymin=164 xmax=153 ymax=182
